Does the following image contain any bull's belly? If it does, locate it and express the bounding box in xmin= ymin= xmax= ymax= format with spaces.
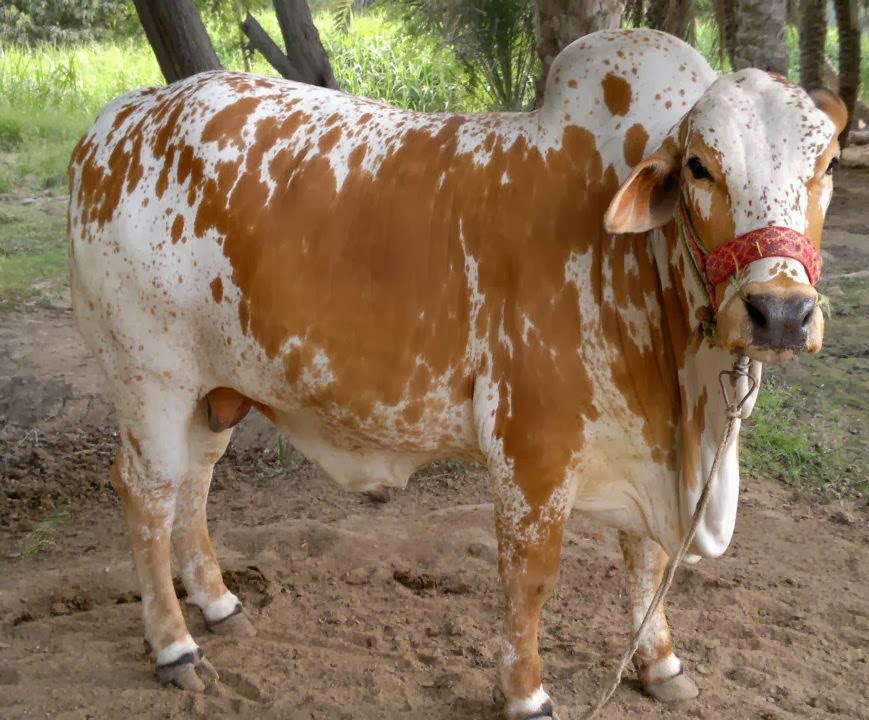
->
xmin=267 ymin=406 xmax=464 ymax=491
xmin=221 ymin=331 xmax=482 ymax=491
xmin=262 ymin=399 xmax=482 ymax=492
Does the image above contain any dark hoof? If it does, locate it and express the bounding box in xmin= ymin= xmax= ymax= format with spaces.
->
xmin=495 ymin=686 xmax=557 ymax=720
xmin=205 ymin=603 xmax=256 ymax=637
xmin=525 ymin=700 xmax=555 ymax=720
xmin=157 ymin=648 xmax=218 ymax=692
xmin=364 ymin=487 xmax=391 ymax=504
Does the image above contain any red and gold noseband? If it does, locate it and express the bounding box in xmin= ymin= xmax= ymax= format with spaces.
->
xmin=676 ymin=201 xmax=822 ymax=309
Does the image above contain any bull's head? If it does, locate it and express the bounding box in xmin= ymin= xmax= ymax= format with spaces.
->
xmin=605 ymin=70 xmax=847 ymax=362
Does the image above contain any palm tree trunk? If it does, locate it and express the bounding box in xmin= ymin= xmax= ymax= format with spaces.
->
xmin=729 ymin=0 xmax=789 ymax=74
xmin=647 ymin=0 xmax=697 ymax=43
xmin=799 ymin=0 xmax=826 ymax=89
xmin=714 ymin=0 xmax=739 ymax=69
xmin=532 ymin=0 xmax=625 ymax=103
xmin=832 ymin=0 xmax=861 ymax=146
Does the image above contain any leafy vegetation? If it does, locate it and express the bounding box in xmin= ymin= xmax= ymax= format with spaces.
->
xmin=403 ymin=0 xmax=537 ymax=110
xmin=741 ymin=382 xmax=866 ymax=500
xmin=0 ymin=0 xmax=138 ymax=44
xmin=317 ymin=10 xmax=482 ymax=112
xmin=17 ymin=507 xmax=70 ymax=556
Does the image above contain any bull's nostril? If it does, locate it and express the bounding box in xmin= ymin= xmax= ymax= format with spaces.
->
xmin=801 ymin=304 xmax=816 ymax=328
xmin=744 ymin=295 xmax=768 ymax=327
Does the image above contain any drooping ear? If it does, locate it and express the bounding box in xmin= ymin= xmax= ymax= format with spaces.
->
xmin=604 ymin=145 xmax=680 ymax=234
xmin=809 ymin=88 xmax=849 ymax=135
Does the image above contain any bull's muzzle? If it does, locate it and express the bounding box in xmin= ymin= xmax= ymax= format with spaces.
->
xmin=677 ymin=205 xmax=825 ymax=360
xmin=743 ymin=292 xmax=818 ymax=350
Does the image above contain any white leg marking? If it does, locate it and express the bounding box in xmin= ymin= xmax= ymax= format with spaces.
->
xmin=156 ymin=636 xmax=199 ymax=666
xmin=643 ymin=652 xmax=682 ymax=684
xmin=199 ymin=591 xmax=242 ymax=623
xmin=506 ymin=687 xmax=552 ymax=719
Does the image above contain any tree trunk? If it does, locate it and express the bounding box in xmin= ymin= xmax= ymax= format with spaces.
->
xmin=271 ymin=0 xmax=339 ymax=89
xmin=532 ymin=0 xmax=625 ymax=103
xmin=832 ymin=0 xmax=861 ymax=145
xmin=799 ymin=0 xmax=826 ymax=89
xmin=132 ymin=0 xmax=222 ymax=83
xmin=714 ymin=0 xmax=739 ymax=69
xmin=822 ymin=55 xmax=869 ymax=126
xmin=241 ymin=13 xmax=300 ymax=81
xmin=729 ymin=0 xmax=788 ymax=74
xmin=647 ymin=0 xmax=697 ymax=43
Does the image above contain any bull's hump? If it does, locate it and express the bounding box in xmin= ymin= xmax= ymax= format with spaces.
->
xmin=541 ymin=29 xmax=716 ymax=179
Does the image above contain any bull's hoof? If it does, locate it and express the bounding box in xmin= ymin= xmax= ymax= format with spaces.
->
xmin=495 ymin=686 xmax=558 ymax=720
xmin=157 ymin=648 xmax=218 ymax=691
xmin=364 ymin=487 xmax=391 ymax=504
xmin=643 ymin=670 xmax=699 ymax=703
xmin=205 ymin=603 xmax=256 ymax=637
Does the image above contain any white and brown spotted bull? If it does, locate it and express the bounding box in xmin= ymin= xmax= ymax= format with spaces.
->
xmin=68 ymin=29 xmax=845 ymax=719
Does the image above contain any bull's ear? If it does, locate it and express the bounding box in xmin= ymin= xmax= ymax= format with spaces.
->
xmin=604 ymin=147 xmax=680 ymax=234
xmin=809 ymin=88 xmax=848 ymax=135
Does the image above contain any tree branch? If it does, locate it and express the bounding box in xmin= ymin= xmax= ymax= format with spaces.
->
xmin=272 ymin=0 xmax=339 ymax=89
xmin=241 ymin=13 xmax=302 ymax=81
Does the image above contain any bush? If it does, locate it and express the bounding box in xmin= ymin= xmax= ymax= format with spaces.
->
xmin=0 ymin=0 xmax=138 ymax=45
xmin=318 ymin=9 xmax=482 ymax=111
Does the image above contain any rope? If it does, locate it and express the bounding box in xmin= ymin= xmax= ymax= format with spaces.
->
xmin=580 ymin=358 xmax=756 ymax=720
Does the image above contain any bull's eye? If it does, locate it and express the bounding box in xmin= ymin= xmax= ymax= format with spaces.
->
xmin=825 ymin=157 xmax=839 ymax=175
xmin=686 ymin=156 xmax=713 ymax=181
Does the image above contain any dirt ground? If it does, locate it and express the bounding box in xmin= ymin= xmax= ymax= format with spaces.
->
xmin=1 ymin=164 xmax=867 ymax=719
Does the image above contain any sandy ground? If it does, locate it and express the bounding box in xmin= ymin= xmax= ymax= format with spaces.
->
xmin=0 ymin=166 xmax=867 ymax=719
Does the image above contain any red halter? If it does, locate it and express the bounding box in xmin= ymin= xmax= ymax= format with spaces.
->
xmin=676 ymin=202 xmax=822 ymax=309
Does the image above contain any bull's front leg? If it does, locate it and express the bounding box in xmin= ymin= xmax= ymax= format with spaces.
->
xmin=493 ymin=472 xmax=571 ymax=720
xmin=618 ymin=531 xmax=699 ymax=702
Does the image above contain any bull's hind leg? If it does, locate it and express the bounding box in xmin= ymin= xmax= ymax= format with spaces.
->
xmin=493 ymin=473 xmax=571 ymax=720
xmin=618 ymin=532 xmax=699 ymax=702
xmin=111 ymin=389 xmax=218 ymax=691
xmin=172 ymin=398 xmax=255 ymax=637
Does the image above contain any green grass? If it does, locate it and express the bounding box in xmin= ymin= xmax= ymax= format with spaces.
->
xmin=0 ymin=8 xmax=480 ymax=194
xmin=0 ymin=250 xmax=67 ymax=295
xmin=0 ymin=8 xmax=478 ymax=116
xmin=17 ymin=507 xmax=71 ymax=556
xmin=741 ymin=383 xmax=866 ymax=500
xmin=0 ymin=106 xmax=92 ymax=193
xmin=317 ymin=11 xmax=483 ymax=112
xmin=0 ymin=39 xmax=162 ymax=114
xmin=0 ymin=187 xmax=68 ymax=303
